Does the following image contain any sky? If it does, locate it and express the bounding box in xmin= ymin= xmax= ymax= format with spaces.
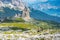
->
xmin=23 ymin=0 xmax=60 ymax=17
xmin=1 ymin=0 xmax=60 ymax=17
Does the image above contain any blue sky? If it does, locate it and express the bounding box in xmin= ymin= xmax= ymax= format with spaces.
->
xmin=23 ymin=0 xmax=60 ymax=17
xmin=2 ymin=0 xmax=60 ymax=17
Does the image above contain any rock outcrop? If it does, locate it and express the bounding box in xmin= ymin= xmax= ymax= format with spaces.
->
xmin=0 ymin=0 xmax=31 ymax=21
xmin=0 ymin=1 xmax=4 ymax=7
xmin=11 ymin=0 xmax=31 ymax=21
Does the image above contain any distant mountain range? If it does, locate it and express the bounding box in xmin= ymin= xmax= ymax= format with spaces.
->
xmin=0 ymin=0 xmax=60 ymax=23
xmin=30 ymin=8 xmax=60 ymax=23
xmin=0 ymin=7 xmax=60 ymax=23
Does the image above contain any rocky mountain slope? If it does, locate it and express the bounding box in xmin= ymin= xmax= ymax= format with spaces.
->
xmin=0 ymin=0 xmax=60 ymax=23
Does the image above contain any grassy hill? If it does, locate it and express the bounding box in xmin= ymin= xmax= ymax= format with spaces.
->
xmin=0 ymin=7 xmax=60 ymax=34
xmin=0 ymin=18 xmax=60 ymax=34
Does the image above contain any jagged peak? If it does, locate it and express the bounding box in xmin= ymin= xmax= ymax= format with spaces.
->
xmin=0 ymin=0 xmax=31 ymax=22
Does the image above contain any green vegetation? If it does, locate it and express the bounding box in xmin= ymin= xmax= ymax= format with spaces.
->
xmin=2 ymin=17 xmax=25 ymax=23
xmin=0 ymin=19 xmax=60 ymax=34
xmin=40 ymin=38 xmax=45 ymax=40
xmin=15 ymin=18 xmax=25 ymax=22
xmin=0 ymin=9 xmax=60 ymax=34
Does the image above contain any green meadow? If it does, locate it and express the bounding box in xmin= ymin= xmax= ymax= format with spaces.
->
xmin=0 ymin=19 xmax=60 ymax=34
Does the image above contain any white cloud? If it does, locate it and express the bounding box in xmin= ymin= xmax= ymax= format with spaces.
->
xmin=12 ymin=1 xmax=20 ymax=6
xmin=50 ymin=13 xmax=60 ymax=17
xmin=39 ymin=3 xmax=59 ymax=10
xmin=23 ymin=0 xmax=36 ymax=3
xmin=51 ymin=13 xmax=57 ymax=16
xmin=38 ymin=0 xmax=48 ymax=2
xmin=32 ymin=3 xmax=59 ymax=11
xmin=23 ymin=0 xmax=48 ymax=4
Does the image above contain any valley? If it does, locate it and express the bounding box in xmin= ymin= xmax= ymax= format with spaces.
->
xmin=0 ymin=0 xmax=60 ymax=40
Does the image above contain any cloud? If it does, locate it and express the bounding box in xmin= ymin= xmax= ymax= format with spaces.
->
xmin=32 ymin=3 xmax=59 ymax=11
xmin=50 ymin=13 xmax=60 ymax=17
xmin=23 ymin=0 xmax=36 ymax=3
xmin=51 ymin=13 xmax=58 ymax=16
xmin=38 ymin=0 xmax=48 ymax=2
xmin=38 ymin=3 xmax=59 ymax=10
xmin=13 ymin=1 xmax=20 ymax=6
xmin=23 ymin=0 xmax=48 ymax=4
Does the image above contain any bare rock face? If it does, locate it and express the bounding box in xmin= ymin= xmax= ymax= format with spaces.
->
xmin=12 ymin=0 xmax=31 ymax=21
xmin=0 ymin=1 xmax=3 ymax=7
xmin=0 ymin=0 xmax=31 ymax=21
xmin=22 ymin=7 xmax=31 ymax=21
xmin=14 ymin=13 xmax=21 ymax=18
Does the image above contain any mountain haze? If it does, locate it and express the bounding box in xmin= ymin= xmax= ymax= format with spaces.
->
xmin=0 ymin=0 xmax=60 ymax=23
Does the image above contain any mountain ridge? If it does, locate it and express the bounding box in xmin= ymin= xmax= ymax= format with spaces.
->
xmin=0 ymin=0 xmax=60 ymax=23
xmin=30 ymin=8 xmax=60 ymax=23
xmin=0 ymin=7 xmax=60 ymax=23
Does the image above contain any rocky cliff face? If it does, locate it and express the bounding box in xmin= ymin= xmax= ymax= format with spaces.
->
xmin=0 ymin=1 xmax=4 ymax=7
xmin=11 ymin=0 xmax=31 ymax=21
xmin=0 ymin=0 xmax=31 ymax=21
